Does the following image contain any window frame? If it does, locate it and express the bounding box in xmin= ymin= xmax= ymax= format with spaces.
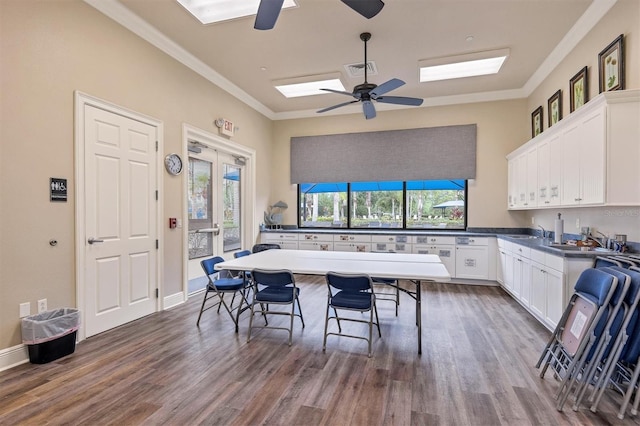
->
xmin=297 ymin=180 xmax=468 ymax=230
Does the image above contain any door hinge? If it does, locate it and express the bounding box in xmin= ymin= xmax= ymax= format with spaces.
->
xmin=155 ymin=141 xmax=158 ymax=152
xmin=156 ymin=239 xmax=159 ymax=249
xmin=155 ymin=190 xmax=158 ymax=200
xmin=155 ymin=288 xmax=159 ymax=298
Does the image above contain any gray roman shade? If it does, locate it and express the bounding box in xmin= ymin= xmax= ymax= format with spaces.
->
xmin=290 ymin=124 xmax=476 ymax=183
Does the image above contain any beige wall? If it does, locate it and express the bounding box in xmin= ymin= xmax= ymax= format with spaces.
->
xmin=272 ymin=100 xmax=530 ymax=228
xmin=522 ymin=0 xmax=640 ymax=240
xmin=0 ymin=1 xmax=273 ymax=349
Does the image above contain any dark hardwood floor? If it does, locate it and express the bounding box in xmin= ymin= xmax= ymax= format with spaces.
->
xmin=1 ymin=276 xmax=639 ymax=425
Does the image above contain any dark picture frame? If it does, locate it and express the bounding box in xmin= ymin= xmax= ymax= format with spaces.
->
xmin=531 ymin=106 xmax=543 ymax=138
xmin=569 ymin=66 xmax=588 ymax=112
xmin=547 ymin=90 xmax=562 ymax=127
xmin=598 ymin=34 xmax=624 ymax=93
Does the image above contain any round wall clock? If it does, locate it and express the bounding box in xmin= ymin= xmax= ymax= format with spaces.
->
xmin=164 ymin=153 xmax=183 ymax=175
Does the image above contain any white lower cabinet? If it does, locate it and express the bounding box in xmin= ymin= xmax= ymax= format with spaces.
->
xmin=261 ymin=233 xmax=299 ymax=250
xmin=333 ymin=242 xmax=371 ymax=252
xmin=413 ymin=244 xmax=456 ymax=277
xmin=529 ymin=259 xmax=565 ymax=330
xmin=455 ymin=237 xmax=489 ymax=280
xmin=298 ymin=233 xmax=333 ymax=251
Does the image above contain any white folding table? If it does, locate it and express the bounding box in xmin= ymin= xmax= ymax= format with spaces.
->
xmin=215 ymin=249 xmax=451 ymax=354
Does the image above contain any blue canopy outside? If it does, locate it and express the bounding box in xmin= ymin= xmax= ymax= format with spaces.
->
xmin=300 ymin=180 xmax=465 ymax=194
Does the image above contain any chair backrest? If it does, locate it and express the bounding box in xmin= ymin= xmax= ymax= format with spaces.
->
xmin=251 ymin=269 xmax=294 ymax=288
xmin=200 ymin=256 xmax=225 ymax=276
xmin=326 ymin=272 xmax=372 ymax=292
xmin=574 ymin=268 xmax=618 ymax=307
xmin=594 ymin=256 xmax=623 ymax=269
xmin=612 ymin=256 xmax=639 ymax=269
xmin=234 ymin=250 xmax=251 ymax=258
xmin=252 ymin=243 xmax=281 ymax=253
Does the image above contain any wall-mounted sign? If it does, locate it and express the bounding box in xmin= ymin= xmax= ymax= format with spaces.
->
xmin=221 ymin=118 xmax=234 ymax=137
xmin=50 ymin=178 xmax=67 ymax=202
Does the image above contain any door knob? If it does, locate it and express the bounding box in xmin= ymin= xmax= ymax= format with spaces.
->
xmin=88 ymin=237 xmax=104 ymax=244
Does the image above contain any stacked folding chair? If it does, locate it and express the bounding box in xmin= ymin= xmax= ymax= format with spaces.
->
xmin=536 ymin=268 xmax=619 ymax=411
xmin=566 ymin=267 xmax=632 ymax=411
xmin=587 ymin=266 xmax=640 ymax=419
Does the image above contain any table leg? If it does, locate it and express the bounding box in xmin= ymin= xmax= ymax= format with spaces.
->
xmin=417 ymin=280 xmax=422 ymax=355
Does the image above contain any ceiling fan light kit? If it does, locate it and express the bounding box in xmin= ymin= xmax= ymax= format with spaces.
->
xmin=317 ymin=32 xmax=424 ymax=120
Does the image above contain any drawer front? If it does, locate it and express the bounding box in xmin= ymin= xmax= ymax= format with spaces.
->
xmin=530 ymin=248 xmax=545 ymax=264
xmin=455 ymin=236 xmax=488 ymax=246
xmin=298 ymin=241 xmax=333 ymax=251
xmin=511 ymin=243 xmax=531 ymax=258
xmin=334 ymin=234 xmax=372 ymax=243
xmin=372 ymin=242 xmax=410 ymax=253
xmin=299 ymin=233 xmax=333 ymax=242
xmin=545 ymin=254 xmax=564 ymax=272
xmin=371 ymin=235 xmax=410 ymax=243
xmin=333 ymin=242 xmax=371 ymax=252
xmin=264 ymin=233 xmax=298 ymax=241
xmin=413 ymin=235 xmax=456 ymax=245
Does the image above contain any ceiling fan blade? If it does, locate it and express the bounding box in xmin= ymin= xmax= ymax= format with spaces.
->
xmin=341 ymin=0 xmax=385 ymax=19
xmin=369 ymin=78 xmax=405 ymax=98
xmin=362 ymin=100 xmax=376 ymax=119
xmin=317 ymin=100 xmax=359 ymax=114
xmin=376 ymin=96 xmax=424 ymax=106
xmin=320 ymin=88 xmax=359 ymax=98
xmin=254 ymin=0 xmax=285 ymax=30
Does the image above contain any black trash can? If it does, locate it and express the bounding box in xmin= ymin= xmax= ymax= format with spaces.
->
xmin=21 ymin=308 xmax=80 ymax=364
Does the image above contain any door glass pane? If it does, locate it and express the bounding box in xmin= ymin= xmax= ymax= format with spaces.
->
xmin=223 ymin=164 xmax=241 ymax=252
xmin=188 ymin=157 xmax=213 ymax=259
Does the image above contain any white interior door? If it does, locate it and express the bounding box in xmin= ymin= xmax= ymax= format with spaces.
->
xmin=82 ymin=104 xmax=158 ymax=337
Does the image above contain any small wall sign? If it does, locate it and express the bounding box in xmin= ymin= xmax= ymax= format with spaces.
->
xmin=221 ymin=118 xmax=234 ymax=137
xmin=50 ymin=178 xmax=67 ymax=202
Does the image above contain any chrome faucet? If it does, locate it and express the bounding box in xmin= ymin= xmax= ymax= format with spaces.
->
xmin=538 ymin=225 xmax=546 ymax=238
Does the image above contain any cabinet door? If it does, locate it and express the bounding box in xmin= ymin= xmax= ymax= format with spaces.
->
xmin=511 ymin=254 xmax=522 ymax=298
xmin=530 ymin=263 xmax=546 ymax=320
xmin=578 ymin=110 xmax=605 ymax=205
xmin=537 ymin=139 xmax=550 ymax=206
xmin=507 ymin=159 xmax=516 ymax=209
xmin=526 ymin=147 xmax=538 ymax=208
xmin=520 ymin=257 xmax=532 ymax=307
xmin=504 ymin=251 xmax=514 ymax=292
xmin=545 ymin=267 xmax=565 ymax=329
xmin=547 ymin=134 xmax=562 ymax=206
xmin=497 ymin=249 xmax=506 ymax=285
xmin=561 ymin=124 xmax=581 ymax=205
xmin=516 ymin=153 xmax=528 ymax=207
xmin=455 ymin=246 xmax=489 ymax=279
xmin=333 ymin=242 xmax=370 ymax=252
xmin=298 ymin=241 xmax=333 ymax=251
xmin=434 ymin=245 xmax=456 ymax=277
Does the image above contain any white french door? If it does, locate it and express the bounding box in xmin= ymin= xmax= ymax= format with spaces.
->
xmin=184 ymin=125 xmax=255 ymax=291
xmin=77 ymin=95 xmax=160 ymax=338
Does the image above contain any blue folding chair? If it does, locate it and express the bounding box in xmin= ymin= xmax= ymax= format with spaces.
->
xmin=536 ymin=268 xmax=618 ymax=409
xmin=247 ymin=269 xmax=305 ymax=345
xmin=565 ymin=266 xmax=631 ymax=410
xmin=371 ymin=277 xmax=400 ymax=316
xmin=588 ymin=266 xmax=640 ymax=419
xmin=324 ymin=272 xmax=381 ymax=357
xmin=197 ymin=256 xmax=249 ymax=332
xmin=252 ymin=243 xmax=281 ymax=253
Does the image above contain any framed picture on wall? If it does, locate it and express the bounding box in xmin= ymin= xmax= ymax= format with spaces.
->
xmin=547 ymin=90 xmax=562 ymax=127
xmin=531 ymin=106 xmax=543 ymax=138
xmin=598 ymin=34 xmax=624 ymax=93
xmin=569 ymin=66 xmax=588 ymax=112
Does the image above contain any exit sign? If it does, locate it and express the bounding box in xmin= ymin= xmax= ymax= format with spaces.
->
xmin=221 ymin=118 xmax=234 ymax=137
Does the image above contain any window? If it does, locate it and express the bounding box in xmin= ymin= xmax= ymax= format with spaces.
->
xmin=298 ymin=180 xmax=466 ymax=230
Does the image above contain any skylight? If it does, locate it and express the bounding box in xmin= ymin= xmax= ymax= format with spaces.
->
xmin=275 ymin=79 xmax=346 ymax=98
xmin=177 ymin=0 xmax=297 ymax=25
xmin=419 ymin=49 xmax=509 ymax=82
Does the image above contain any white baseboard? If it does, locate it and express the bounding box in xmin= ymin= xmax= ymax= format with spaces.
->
xmin=0 ymin=344 xmax=29 ymax=372
xmin=164 ymin=291 xmax=186 ymax=310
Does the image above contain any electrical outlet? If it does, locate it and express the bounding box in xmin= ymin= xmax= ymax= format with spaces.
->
xmin=576 ymin=218 xmax=580 ymax=229
xmin=37 ymin=299 xmax=47 ymax=313
xmin=19 ymin=302 xmax=30 ymax=318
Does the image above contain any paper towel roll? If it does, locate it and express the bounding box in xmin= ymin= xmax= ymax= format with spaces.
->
xmin=554 ymin=219 xmax=564 ymax=244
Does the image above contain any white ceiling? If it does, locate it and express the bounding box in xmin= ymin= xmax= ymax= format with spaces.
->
xmin=87 ymin=0 xmax=616 ymax=120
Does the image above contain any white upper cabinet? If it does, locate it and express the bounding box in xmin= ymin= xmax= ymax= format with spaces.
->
xmin=507 ymin=90 xmax=639 ymax=210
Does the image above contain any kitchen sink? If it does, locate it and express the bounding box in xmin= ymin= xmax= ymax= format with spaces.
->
xmin=547 ymin=244 xmax=614 ymax=252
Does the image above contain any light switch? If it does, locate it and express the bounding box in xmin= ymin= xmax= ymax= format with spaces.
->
xmin=20 ymin=302 xmax=30 ymax=318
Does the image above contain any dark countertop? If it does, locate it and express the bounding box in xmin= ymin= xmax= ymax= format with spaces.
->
xmin=497 ymin=235 xmax=617 ymax=259
xmin=261 ymin=227 xmax=626 ymax=259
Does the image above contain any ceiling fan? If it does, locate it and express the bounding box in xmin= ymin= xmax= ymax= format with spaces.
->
xmin=255 ymin=0 xmax=385 ymax=30
xmin=317 ymin=32 xmax=424 ymax=120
